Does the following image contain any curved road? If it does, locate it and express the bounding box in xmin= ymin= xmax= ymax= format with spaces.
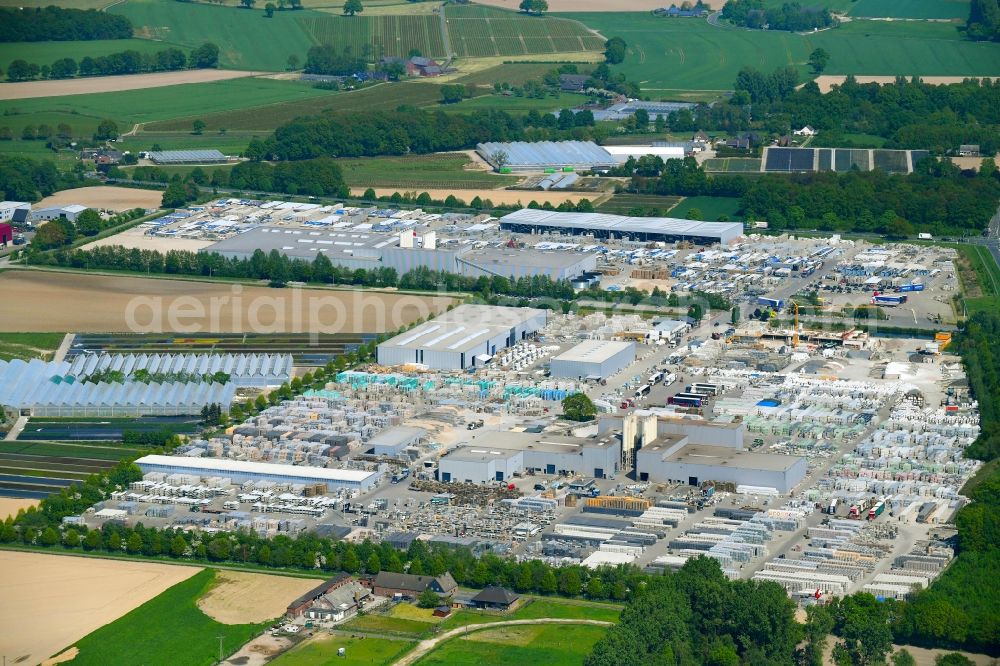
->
xmin=392 ymin=618 xmax=614 ymax=666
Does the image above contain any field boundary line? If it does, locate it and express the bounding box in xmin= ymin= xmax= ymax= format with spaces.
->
xmin=392 ymin=617 xmax=614 ymax=666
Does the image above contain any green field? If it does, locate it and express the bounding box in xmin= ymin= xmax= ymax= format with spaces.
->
xmin=445 ymin=91 xmax=588 ymax=114
xmin=269 ymin=634 xmax=415 ymax=666
xmin=438 ymin=598 xmax=622 ymax=632
xmin=143 ymin=81 xmax=451 ymax=133
xmin=0 ymin=333 xmax=63 ymax=362
xmin=446 ymin=5 xmax=604 ymax=58
xmin=453 ymin=63 xmax=572 ymax=88
xmin=0 ymin=77 xmax=339 ymax=140
xmin=413 ymin=623 xmax=607 ymax=666
xmin=667 ymin=196 xmax=743 ymax=221
xmin=703 ymin=158 xmax=762 ymax=172
xmin=0 ymin=39 xmax=166 ymax=74
xmin=0 ymin=440 xmax=144 ymax=461
xmin=336 ymin=153 xmax=521 ymax=189
xmin=340 ymin=613 xmax=434 ymax=636
xmin=955 ymin=243 xmax=1000 ymax=315
xmin=848 ymin=0 xmax=970 ymax=19
xmin=596 ymin=193 xmax=682 ymax=215
xmin=301 ymin=13 xmax=446 ymax=59
xmin=560 ymin=13 xmax=1000 ymax=92
xmin=68 ymin=569 xmax=269 ymax=666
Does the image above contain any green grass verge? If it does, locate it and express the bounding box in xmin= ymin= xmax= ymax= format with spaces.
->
xmin=340 ymin=613 xmax=434 ymax=637
xmin=438 ymin=597 xmax=622 ymax=632
xmin=667 ymin=196 xmax=743 ymax=221
xmin=848 ymin=0 xmax=970 ymax=19
xmin=960 ymin=457 xmax=1000 ymax=497
xmin=270 ymin=634 xmax=415 ymax=666
xmin=953 ymin=243 xmax=1000 ymax=315
xmin=560 ymin=13 xmax=1000 ymax=92
xmin=0 ymin=441 xmax=144 ymax=461
xmin=0 ymin=332 xmax=64 ymax=362
xmin=68 ymin=569 xmax=270 ymax=666
xmin=413 ymin=623 xmax=608 ymax=666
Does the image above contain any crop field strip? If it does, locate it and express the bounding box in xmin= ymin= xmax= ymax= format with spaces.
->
xmin=596 ymin=194 xmax=682 ymax=215
xmin=446 ymin=5 xmax=603 ymax=58
xmin=302 ymin=15 xmax=446 ymax=59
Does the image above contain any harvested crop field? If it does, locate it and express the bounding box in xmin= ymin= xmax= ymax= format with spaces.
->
xmin=197 ymin=570 xmax=320 ymax=624
xmin=360 ymin=187 xmax=598 ymax=206
xmin=0 ymin=497 xmax=38 ymax=519
xmin=81 ymin=226 xmax=215 ymax=253
xmin=0 ymin=551 xmax=200 ymax=666
xmin=0 ymin=70 xmax=261 ymax=101
xmin=814 ymin=74 xmax=1000 ymax=92
xmin=0 ymin=270 xmax=453 ymax=334
xmin=36 ymin=186 xmax=164 ymax=213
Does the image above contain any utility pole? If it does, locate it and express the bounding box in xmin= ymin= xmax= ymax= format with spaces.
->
xmin=217 ymin=635 xmax=224 ymax=664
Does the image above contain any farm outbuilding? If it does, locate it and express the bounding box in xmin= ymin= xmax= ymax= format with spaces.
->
xmin=376 ymin=304 xmax=547 ymax=370
xmin=149 ymin=149 xmax=228 ymax=165
xmin=549 ymin=340 xmax=635 ymax=380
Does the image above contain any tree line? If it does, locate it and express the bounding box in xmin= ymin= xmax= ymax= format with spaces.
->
xmin=722 ymin=0 xmax=835 ymax=32
xmin=966 ymin=0 xmax=1000 ymax=41
xmin=0 ymin=6 xmax=133 ymax=42
xmin=5 ymin=42 xmax=220 ymax=82
xmin=618 ymin=154 xmax=1000 ymax=237
xmin=0 ymin=154 xmax=82 ymax=202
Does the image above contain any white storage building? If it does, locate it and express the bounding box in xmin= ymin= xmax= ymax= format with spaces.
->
xmin=135 ymin=455 xmax=381 ymax=491
xmin=549 ymin=340 xmax=635 ymax=380
xmin=376 ymin=304 xmax=547 ymax=370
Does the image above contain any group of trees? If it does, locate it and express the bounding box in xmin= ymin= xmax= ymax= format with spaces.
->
xmin=226 ymin=157 xmax=350 ymax=197
xmin=0 ymin=154 xmax=73 ymax=202
xmin=31 ymin=207 xmax=145 ymax=250
xmin=5 ymin=42 xmax=219 ymax=82
xmin=721 ymin=0 xmax=835 ymax=31
xmin=604 ymin=36 xmax=627 ymax=64
xmin=616 ymin=152 xmax=1000 ymax=237
xmin=966 ymin=0 xmax=1000 ymax=41
xmin=9 ymin=123 xmax=73 ymax=143
xmin=518 ymin=0 xmax=548 ymax=14
xmin=0 ymin=6 xmax=132 ymax=42
xmin=303 ymin=44 xmax=368 ymax=76
xmin=734 ymin=65 xmax=801 ymax=104
xmin=587 ymin=557 xmax=799 ymax=665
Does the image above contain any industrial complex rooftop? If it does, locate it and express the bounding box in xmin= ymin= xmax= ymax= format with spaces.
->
xmin=499 ymin=209 xmax=744 ymax=245
xmin=134 ymin=454 xmax=378 ymax=483
xmin=551 ymin=339 xmax=635 ymax=364
xmin=662 ymin=443 xmax=804 ymax=472
xmin=380 ymin=305 xmax=545 ymax=354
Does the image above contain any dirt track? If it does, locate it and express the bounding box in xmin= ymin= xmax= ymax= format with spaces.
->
xmin=813 ymin=75 xmax=1000 ymax=93
xmin=197 ymin=570 xmax=319 ymax=624
xmin=0 ymin=270 xmax=453 ymax=334
xmin=0 ymin=551 xmax=200 ymax=666
xmin=36 ymin=186 xmax=164 ymax=212
xmin=0 ymin=69 xmax=262 ymax=100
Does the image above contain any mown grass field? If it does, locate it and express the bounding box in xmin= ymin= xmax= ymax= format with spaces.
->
xmin=270 ymin=633 xmax=415 ymax=666
xmin=0 ymin=39 xmax=166 ymax=74
xmin=414 ymin=623 xmax=608 ymax=666
xmin=561 ymin=13 xmax=1000 ymax=92
xmin=596 ymin=193 xmax=682 ymax=215
xmin=446 ymin=5 xmax=604 ymax=58
xmin=336 ymin=153 xmax=521 ymax=189
xmin=667 ymin=196 xmax=743 ymax=221
xmin=444 ymin=91 xmax=588 ymax=114
xmin=848 ymin=0 xmax=970 ymax=19
xmin=69 ymin=569 xmax=269 ymax=666
xmin=0 ymin=77 xmax=338 ymax=139
xmin=0 ymin=440 xmax=144 ymax=461
xmin=0 ymin=333 xmax=63 ymax=362
xmin=703 ymin=158 xmax=762 ymax=173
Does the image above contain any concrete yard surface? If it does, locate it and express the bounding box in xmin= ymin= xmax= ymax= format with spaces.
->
xmin=0 ymin=551 xmax=201 ymax=666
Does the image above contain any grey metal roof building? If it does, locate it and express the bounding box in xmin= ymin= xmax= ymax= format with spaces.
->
xmin=636 ymin=438 xmax=806 ymax=492
xmin=477 ymin=141 xmax=617 ymax=172
xmin=499 ymin=209 xmax=743 ymax=245
xmin=550 ymin=340 xmax=635 ymax=380
xmin=376 ymin=304 xmax=547 ymax=370
xmin=204 ymin=227 xmax=595 ymax=281
xmin=591 ymin=100 xmax=697 ymax=122
xmin=149 ymin=149 xmax=228 ymax=164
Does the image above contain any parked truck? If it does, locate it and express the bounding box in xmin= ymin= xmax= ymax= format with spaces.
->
xmin=898 ymin=283 xmax=924 ymax=293
xmin=868 ymin=500 xmax=886 ymax=520
xmin=757 ymin=297 xmax=785 ymax=311
xmin=871 ymin=293 xmax=908 ymax=306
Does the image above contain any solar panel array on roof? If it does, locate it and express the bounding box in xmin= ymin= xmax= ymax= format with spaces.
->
xmin=149 ymin=149 xmax=227 ymax=164
xmin=476 ymin=141 xmax=617 ymax=171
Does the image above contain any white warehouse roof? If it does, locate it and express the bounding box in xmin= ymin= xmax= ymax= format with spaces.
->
xmin=499 ymin=209 xmax=743 ymax=244
xmin=135 ymin=454 xmax=377 ymax=483
xmin=552 ymin=339 xmax=634 ymax=363
xmin=603 ymin=145 xmax=685 ymax=161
